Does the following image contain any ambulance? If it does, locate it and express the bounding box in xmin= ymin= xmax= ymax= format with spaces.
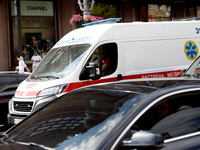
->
xmin=8 ymin=18 xmax=200 ymax=125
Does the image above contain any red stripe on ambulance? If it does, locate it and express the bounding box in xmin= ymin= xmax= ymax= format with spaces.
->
xmin=15 ymin=91 xmax=25 ymax=96
xmin=15 ymin=70 xmax=182 ymax=97
xmin=64 ymin=70 xmax=182 ymax=92
xmin=26 ymin=91 xmax=41 ymax=96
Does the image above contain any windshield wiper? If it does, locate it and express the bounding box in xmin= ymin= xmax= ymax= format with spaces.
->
xmin=183 ymin=73 xmax=192 ymax=77
xmin=35 ymin=76 xmax=60 ymax=80
xmin=16 ymin=141 xmax=53 ymax=150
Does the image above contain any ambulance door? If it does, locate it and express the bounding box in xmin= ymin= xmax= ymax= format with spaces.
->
xmin=79 ymin=43 xmax=118 ymax=80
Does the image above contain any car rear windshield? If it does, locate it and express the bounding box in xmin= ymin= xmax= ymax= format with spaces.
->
xmin=7 ymin=88 xmax=141 ymax=149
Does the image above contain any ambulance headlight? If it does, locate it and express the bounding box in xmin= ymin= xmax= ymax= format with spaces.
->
xmin=38 ymin=85 xmax=67 ymax=97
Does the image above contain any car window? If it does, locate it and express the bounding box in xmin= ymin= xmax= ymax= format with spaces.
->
xmin=0 ymin=77 xmax=19 ymax=92
xmin=131 ymin=91 xmax=200 ymax=140
xmin=151 ymin=107 xmax=200 ymax=138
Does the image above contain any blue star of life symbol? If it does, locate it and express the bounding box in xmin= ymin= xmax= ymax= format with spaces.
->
xmin=185 ymin=41 xmax=198 ymax=59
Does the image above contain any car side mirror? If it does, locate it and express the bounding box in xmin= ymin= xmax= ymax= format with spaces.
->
xmin=122 ymin=131 xmax=165 ymax=149
xmin=181 ymin=69 xmax=187 ymax=76
xmin=79 ymin=63 xmax=101 ymax=80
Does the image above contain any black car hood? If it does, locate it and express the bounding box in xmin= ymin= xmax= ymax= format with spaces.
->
xmin=0 ymin=141 xmax=53 ymax=150
xmin=88 ymin=77 xmax=200 ymax=94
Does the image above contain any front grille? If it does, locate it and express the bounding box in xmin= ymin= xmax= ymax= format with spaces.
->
xmin=13 ymin=101 xmax=33 ymax=112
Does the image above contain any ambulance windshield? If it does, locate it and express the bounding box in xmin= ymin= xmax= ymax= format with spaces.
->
xmin=30 ymin=44 xmax=90 ymax=80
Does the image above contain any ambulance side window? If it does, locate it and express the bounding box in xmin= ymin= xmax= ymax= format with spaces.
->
xmin=87 ymin=48 xmax=100 ymax=65
xmin=101 ymin=43 xmax=118 ymax=76
xmin=80 ymin=43 xmax=118 ymax=80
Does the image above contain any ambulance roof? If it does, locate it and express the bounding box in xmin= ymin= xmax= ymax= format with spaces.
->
xmin=53 ymin=20 xmax=200 ymax=48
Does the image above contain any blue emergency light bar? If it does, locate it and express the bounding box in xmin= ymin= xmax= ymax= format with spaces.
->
xmin=193 ymin=17 xmax=199 ymax=20
xmin=83 ymin=18 xmax=121 ymax=27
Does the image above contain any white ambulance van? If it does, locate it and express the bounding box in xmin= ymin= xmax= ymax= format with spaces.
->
xmin=8 ymin=19 xmax=200 ymax=125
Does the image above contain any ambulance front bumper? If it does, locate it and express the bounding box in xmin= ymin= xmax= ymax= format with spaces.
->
xmin=7 ymin=95 xmax=57 ymax=125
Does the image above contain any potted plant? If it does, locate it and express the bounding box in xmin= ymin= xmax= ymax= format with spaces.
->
xmin=70 ymin=14 xmax=104 ymax=28
xmin=69 ymin=14 xmax=84 ymax=28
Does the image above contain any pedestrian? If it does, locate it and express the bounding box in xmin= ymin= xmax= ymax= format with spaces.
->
xmin=31 ymin=50 xmax=42 ymax=71
xmin=22 ymin=45 xmax=30 ymax=60
xmin=16 ymin=56 xmax=30 ymax=74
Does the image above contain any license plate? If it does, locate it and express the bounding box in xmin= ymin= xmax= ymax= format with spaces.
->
xmin=14 ymin=118 xmax=23 ymax=124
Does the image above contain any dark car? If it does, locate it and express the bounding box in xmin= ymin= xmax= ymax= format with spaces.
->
xmin=1 ymin=78 xmax=200 ymax=149
xmin=0 ymin=71 xmax=30 ymax=131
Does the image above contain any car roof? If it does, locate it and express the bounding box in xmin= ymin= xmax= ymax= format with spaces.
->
xmin=0 ymin=71 xmax=30 ymax=75
xmin=0 ymin=71 xmax=30 ymax=79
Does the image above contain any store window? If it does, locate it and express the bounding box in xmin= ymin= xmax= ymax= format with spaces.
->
xmin=140 ymin=4 xmax=171 ymax=22
xmin=189 ymin=6 xmax=200 ymax=18
xmin=198 ymin=6 xmax=200 ymax=17
xmin=10 ymin=0 xmax=56 ymax=66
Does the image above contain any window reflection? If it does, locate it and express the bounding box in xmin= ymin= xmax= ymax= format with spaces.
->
xmin=148 ymin=5 xmax=171 ymax=22
xmin=140 ymin=4 xmax=171 ymax=22
xmin=198 ymin=6 xmax=200 ymax=17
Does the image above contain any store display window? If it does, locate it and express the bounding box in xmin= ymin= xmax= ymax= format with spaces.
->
xmin=140 ymin=4 xmax=171 ymax=22
xmin=10 ymin=0 xmax=56 ymax=65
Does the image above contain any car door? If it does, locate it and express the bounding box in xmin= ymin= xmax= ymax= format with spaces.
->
xmin=116 ymin=89 xmax=200 ymax=150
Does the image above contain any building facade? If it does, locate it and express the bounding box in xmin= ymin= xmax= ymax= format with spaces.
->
xmin=0 ymin=0 xmax=200 ymax=71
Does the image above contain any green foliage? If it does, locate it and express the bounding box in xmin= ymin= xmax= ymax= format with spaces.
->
xmin=91 ymin=3 xmax=117 ymax=19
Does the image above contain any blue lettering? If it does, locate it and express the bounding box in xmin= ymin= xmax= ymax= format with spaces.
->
xmin=54 ymin=36 xmax=92 ymax=48
xmin=195 ymin=28 xmax=200 ymax=34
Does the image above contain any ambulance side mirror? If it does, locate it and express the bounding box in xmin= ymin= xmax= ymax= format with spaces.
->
xmin=87 ymin=63 xmax=101 ymax=80
xmin=79 ymin=63 xmax=101 ymax=80
xmin=181 ymin=69 xmax=187 ymax=75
